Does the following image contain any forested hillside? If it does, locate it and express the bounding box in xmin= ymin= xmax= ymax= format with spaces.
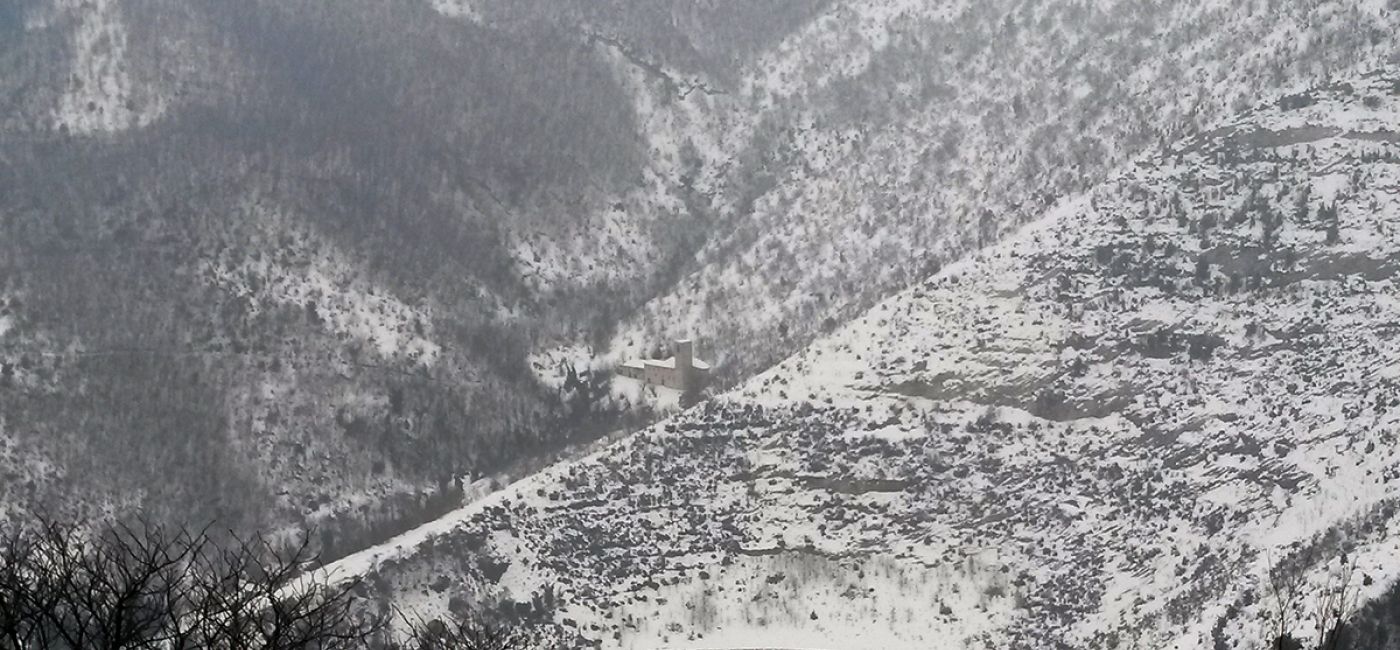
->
xmin=0 ymin=0 xmax=824 ymax=535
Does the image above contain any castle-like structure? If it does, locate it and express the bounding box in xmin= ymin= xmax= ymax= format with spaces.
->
xmin=617 ymin=339 xmax=711 ymax=393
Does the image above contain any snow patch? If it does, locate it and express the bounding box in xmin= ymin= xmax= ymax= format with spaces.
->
xmin=202 ymin=213 xmax=442 ymax=367
xmin=53 ymin=0 xmax=165 ymax=134
xmin=426 ymin=0 xmax=482 ymax=23
xmin=604 ymin=554 xmax=1017 ymax=650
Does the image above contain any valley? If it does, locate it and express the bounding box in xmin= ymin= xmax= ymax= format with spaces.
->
xmin=4 ymin=1 xmax=1400 ymax=648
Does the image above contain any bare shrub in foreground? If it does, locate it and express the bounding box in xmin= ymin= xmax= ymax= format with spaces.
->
xmin=0 ymin=517 xmax=536 ymax=649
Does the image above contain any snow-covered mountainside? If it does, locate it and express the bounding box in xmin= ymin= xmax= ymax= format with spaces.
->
xmin=366 ymin=71 xmax=1400 ymax=649
xmin=4 ymin=0 xmax=1400 ymax=592
xmin=599 ymin=0 xmax=1400 ymax=382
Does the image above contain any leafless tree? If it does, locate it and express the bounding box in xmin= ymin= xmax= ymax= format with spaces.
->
xmin=1265 ymin=551 xmax=1360 ymax=650
xmin=0 ymin=516 xmax=381 ymax=649
xmin=1312 ymin=556 xmax=1359 ymax=650
xmin=1266 ymin=549 xmax=1306 ymax=650
xmin=0 ymin=516 xmax=542 ymax=649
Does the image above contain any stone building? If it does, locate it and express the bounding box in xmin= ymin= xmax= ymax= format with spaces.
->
xmin=617 ymin=339 xmax=711 ymax=393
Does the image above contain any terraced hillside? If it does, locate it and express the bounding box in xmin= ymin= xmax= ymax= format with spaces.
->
xmin=365 ymin=71 xmax=1400 ymax=649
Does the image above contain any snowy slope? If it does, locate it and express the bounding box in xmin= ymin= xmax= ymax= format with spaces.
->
xmin=13 ymin=0 xmax=171 ymax=135
xmin=9 ymin=0 xmax=1400 ymax=618
xmin=366 ymin=70 xmax=1400 ymax=649
xmin=600 ymin=0 xmax=1400 ymax=382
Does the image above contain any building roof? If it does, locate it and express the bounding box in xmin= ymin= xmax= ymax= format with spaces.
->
xmin=620 ymin=337 xmax=712 ymax=374
xmin=620 ymin=357 xmax=712 ymax=372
